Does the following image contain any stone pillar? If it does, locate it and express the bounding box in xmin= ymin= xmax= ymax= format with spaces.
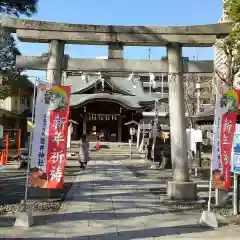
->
xmin=72 ymin=124 xmax=78 ymax=140
xmin=0 ymin=112 xmax=3 ymax=148
xmin=83 ymin=107 xmax=87 ymax=135
xmin=108 ymin=43 xmax=124 ymax=59
xmin=83 ymin=119 xmax=87 ymax=135
xmin=194 ymin=83 xmax=202 ymax=168
xmin=47 ymin=40 xmax=65 ymax=83
xmin=196 ymin=82 xmax=201 ymax=114
xmin=118 ymin=116 xmax=122 ymax=142
xmin=167 ymin=43 xmax=197 ymax=201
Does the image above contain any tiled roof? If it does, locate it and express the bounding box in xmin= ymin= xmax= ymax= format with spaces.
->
xmin=70 ymin=93 xmax=153 ymax=110
xmin=68 ymin=75 xmax=157 ymax=109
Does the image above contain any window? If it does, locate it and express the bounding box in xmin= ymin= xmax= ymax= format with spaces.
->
xmin=20 ymin=96 xmax=25 ymax=105
xmin=26 ymin=98 xmax=31 ymax=107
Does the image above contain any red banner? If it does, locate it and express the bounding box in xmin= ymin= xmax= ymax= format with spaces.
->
xmin=220 ymin=111 xmax=238 ymax=189
xmin=213 ymin=89 xmax=240 ymax=190
xmin=46 ymin=85 xmax=71 ymax=188
xmin=30 ymin=83 xmax=71 ymax=189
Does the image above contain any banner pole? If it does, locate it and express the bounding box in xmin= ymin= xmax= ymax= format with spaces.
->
xmin=130 ymin=136 xmax=132 ymax=160
xmin=207 ymin=132 xmax=214 ymax=212
xmin=233 ymin=172 xmax=238 ymax=215
xmin=237 ymin=175 xmax=240 ymax=214
xmin=199 ymin=81 xmax=220 ymax=228
xmin=207 ymin=81 xmax=220 ymax=212
xmin=5 ymin=134 xmax=8 ymax=164
xmin=17 ymin=129 xmax=21 ymax=162
xmin=23 ymin=78 xmax=37 ymax=212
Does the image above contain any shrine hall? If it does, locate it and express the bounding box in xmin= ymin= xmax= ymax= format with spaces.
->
xmin=67 ymin=73 xmax=156 ymax=142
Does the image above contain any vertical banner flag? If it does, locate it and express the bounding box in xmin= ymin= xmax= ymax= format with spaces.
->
xmin=231 ymin=124 xmax=240 ymax=174
xmin=212 ymin=85 xmax=240 ymax=190
xmin=67 ymin=122 xmax=73 ymax=149
xmin=30 ymin=83 xmax=71 ymax=189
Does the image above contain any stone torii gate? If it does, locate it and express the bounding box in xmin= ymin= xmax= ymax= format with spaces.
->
xmin=1 ymin=16 xmax=233 ymax=200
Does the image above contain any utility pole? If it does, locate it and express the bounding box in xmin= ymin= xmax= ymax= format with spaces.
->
xmin=148 ymin=48 xmax=151 ymax=61
xmin=196 ymin=81 xmax=201 ymax=114
xmin=148 ymin=48 xmax=152 ymax=96
xmin=150 ymin=99 xmax=159 ymax=169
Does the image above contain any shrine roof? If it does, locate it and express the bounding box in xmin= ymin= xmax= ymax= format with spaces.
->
xmin=67 ymin=75 xmax=154 ymax=99
xmin=67 ymin=75 xmax=99 ymax=94
xmin=70 ymin=93 xmax=155 ymax=110
xmin=192 ymin=106 xmax=214 ymax=121
xmin=109 ymin=77 xmax=146 ymax=97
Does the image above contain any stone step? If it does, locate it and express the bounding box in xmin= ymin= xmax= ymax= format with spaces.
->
xmin=70 ymin=146 xmax=138 ymax=151
xmin=68 ymin=153 xmax=145 ymax=158
xmin=70 ymin=142 xmax=137 ymax=149
xmin=68 ymin=148 xmax=143 ymax=153
xmin=67 ymin=152 xmax=145 ymax=156
xmin=67 ymin=153 xmax=146 ymax=160
xmin=71 ymin=141 xmax=137 ymax=145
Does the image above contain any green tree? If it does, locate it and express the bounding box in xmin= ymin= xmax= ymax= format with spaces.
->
xmin=216 ymin=0 xmax=240 ymax=87
xmin=0 ymin=0 xmax=38 ymax=99
xmin=0 ymin=0 xmax=37 ymax=17
xmin=0 ymin=30 xmax=32 ymax=99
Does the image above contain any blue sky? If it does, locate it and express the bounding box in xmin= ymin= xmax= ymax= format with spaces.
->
xmin=17 ymin=0 xmax=224 ymax=80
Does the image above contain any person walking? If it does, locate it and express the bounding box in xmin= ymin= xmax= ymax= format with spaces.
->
xmin=95 ymin=133 xmax=100 ymax=150
xmin=78 ymin=134 xmax=89 ymax=170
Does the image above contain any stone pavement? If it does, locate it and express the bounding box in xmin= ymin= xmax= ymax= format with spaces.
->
xmin=1 ymin=157 xmax=240 ymax=239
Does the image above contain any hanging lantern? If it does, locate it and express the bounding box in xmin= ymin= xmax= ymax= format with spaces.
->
xmin=101 ymin=78 xmax=105 ymax=90
xmin=134 ymin=74 xmax=140 ymax=88
xmin=133 ymin=80 xmax=137 ymax=88
xmin=135 ymin=74 xmax=140 ymax=81
xmin=80 ymin=73 xmax=86 ymax=81
xmin=128 ymin=73 xmax=134 ymax=81
xmin=149 ymin=73 xmax=156 ymax=89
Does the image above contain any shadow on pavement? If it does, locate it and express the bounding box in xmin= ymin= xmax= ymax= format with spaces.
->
xmin=0 ymin=224 xmax=214 ymax=239
xmin=0 ymin=216 xmax=16 ymax=227
xmin=33 ymin=208 xmax=168 ymax=226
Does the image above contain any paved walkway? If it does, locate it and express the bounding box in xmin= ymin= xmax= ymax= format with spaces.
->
xmin=1 ymin=157 xmax=240 ymax=239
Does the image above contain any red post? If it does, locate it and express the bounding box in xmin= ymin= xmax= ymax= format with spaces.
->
xmin=1 ymin=152 xmax=3 ymax=164
xmin=17 ymin=129 xmax=21 ymax=162
xmin=2 ymin=134 xmax=8 ymax=165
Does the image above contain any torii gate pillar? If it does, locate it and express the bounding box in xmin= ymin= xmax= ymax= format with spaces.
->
xmin=167 ymin=43 xmax=197 ymax=200
xmin=46 ymin=40 xmax=65 ymax=83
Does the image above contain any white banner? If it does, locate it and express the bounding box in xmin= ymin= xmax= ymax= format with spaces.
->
xmin=67 ymin=122 xmax=72 ymax=149
xmin=186 ymin=128 xmax=196 ymax=154
xmin=212 ymin=84 xmax=229 ymax=171
xmin=31 ymin=86 xmax=50 ymax=172
xmin=29 ymin=83 xmax=71 ymax=189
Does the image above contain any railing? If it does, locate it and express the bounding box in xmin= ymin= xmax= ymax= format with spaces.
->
xmin=2 ymin=129 xmax=21 ymax=151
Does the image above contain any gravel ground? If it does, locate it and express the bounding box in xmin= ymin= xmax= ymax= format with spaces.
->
xmin=149 ymin=187 xmax=234 ymax=217
xmin=122 ymin=159 xmax=239 ymax=219
xmin=0 ymin=159 xmax=80 ymax=215
xmin=124 ymin=161 xmax=210 ymax=181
